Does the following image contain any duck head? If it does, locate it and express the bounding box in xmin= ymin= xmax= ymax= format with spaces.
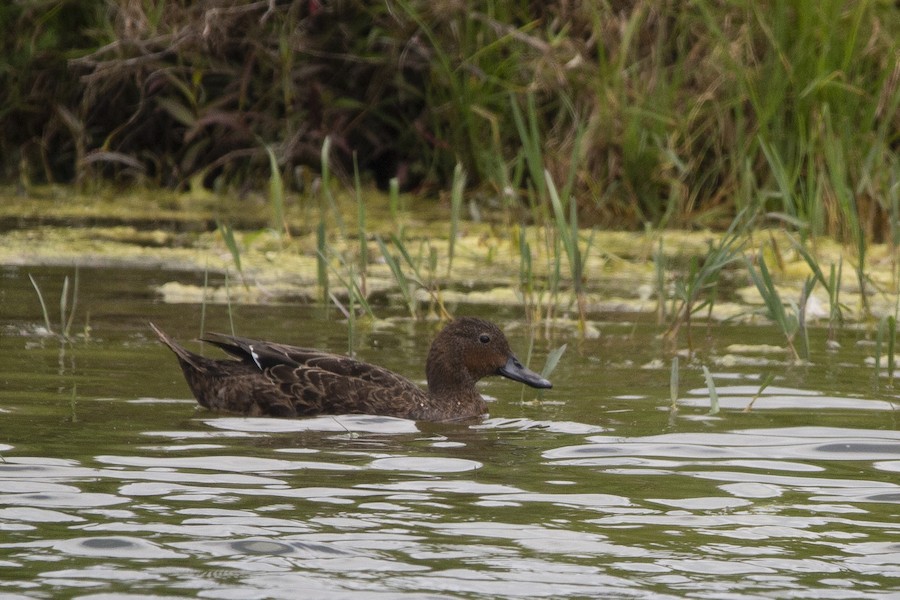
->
xmin=426 ymin=317 xmax=553 ymax=395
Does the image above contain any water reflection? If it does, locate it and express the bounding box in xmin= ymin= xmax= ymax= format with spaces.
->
xmin=3 ymin=270 xmax=900 ymax=597
xmin=1 ymin=412 xmax=898 ymax=597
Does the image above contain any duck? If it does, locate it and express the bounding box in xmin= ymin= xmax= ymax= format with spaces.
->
xmin=150 ymin=317 xmax=552 ymax=422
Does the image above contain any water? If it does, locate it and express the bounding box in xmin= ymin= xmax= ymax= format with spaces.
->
xmin=1 ymin=265 xmax=899 ymax=598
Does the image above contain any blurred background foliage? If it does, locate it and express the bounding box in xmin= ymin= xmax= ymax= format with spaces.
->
xmin=1 ymin=0 xmax=897 ymax=235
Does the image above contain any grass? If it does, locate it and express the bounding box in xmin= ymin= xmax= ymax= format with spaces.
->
xmin=788 ymin=233 xmax=845 ymax=343
xmin=376 ymin=234 xmax=450 ymax=320
xmin=875 ymin=315 xmax=897 ymax=388
xmin=447 ymin=164 xmax=466 ymax=277
xmin=745 ymin=250 xmax=815 ymax=362
xmin=664 ymin=212 xmax=749 ymax=352
xmin=28 ymin=268 xmax=81 ymax=340
xmin=743 ymin=373 xmax=776 ymax=413
xmin=701 ymin=366 xmax=720 ymax=416
xmin=10 ymin=2 xmax=900 ymax=390
xmin=669 ymin=356 xmax=679 ymax=412
xmin=4 ymin=1 xmax=895 ymax=240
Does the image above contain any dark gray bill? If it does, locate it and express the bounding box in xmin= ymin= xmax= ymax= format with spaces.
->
xmin=498 ymin=355 xmax=553 ymax=389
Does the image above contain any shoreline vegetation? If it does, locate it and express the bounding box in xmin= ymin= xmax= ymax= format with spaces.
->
xmin=1 ymin=1 xmax=898 ymax=359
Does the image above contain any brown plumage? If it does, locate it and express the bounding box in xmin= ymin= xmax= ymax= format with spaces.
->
xmin=150 ymin=318 xmax=552 ymax=422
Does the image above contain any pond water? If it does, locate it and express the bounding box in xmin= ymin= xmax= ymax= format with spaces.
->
xmin=1 ymin=265 xmax=899 ymax=599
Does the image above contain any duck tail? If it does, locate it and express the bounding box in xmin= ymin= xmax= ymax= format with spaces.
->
xmin=149 ymin=322 xmax=206 ymax=371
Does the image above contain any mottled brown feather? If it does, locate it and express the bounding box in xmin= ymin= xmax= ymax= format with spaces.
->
xmin=150 ymin=318 xmax=552 ymax=422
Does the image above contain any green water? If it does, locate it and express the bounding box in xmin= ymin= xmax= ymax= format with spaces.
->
xmin=1 ymin=265 xmax=899 ymax=598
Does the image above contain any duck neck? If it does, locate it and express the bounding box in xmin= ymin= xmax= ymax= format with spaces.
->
xmin=425 ymin=345 xmax=486 ymax=413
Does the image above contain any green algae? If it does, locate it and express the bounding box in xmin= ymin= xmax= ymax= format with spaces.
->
xmin=1 ymin=186 xmax=897 ymax=327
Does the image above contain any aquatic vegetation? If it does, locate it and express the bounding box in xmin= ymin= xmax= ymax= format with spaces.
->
xmin=8 ymin=1 xmax=895 ymax=238
xmin=447 ymin=164 xmax=466 ymax=277
xmin=664 ymin=213 xmax=749 ymax=352
xmin=264 ymin=144 xmax=287 ymax=240
xmin=28 ymin=268 xmax=82 ymax=340
xmin=788 ymin=234 xmax=845 ymax=344
xmin=701 ymin=365 xmax=720 ymax=416
xmin=376 ymin=234 xmax=449 ymax=320
xmin=669 ymin=356 xmax=680 ymax=415
xmin=745 ymin=250 xmax=815 ymax=362
xmin=741 ymin=373 xmax=776 ymax=413
xmin=875 ymin=315 xmax=897 ymax=388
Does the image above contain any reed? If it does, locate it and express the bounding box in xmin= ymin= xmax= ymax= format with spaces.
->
xmin=447 ymin=163 xmax=465 ymax=276
xmin=788 ymin=233 xmax=845 ymax=343
xmin=376 ymin=234 xmax=450 ymax=320
xmin=353 ymin=152 xmax=368 ymax=298
xmin=69 ymin=384 xmax=78 ymax=424
xmin=216 ymin=220 xmax=250 ymax=291
xmin=669 ymin=356 xmax=679 ymax=413
xmin=888 ymin=316 xmax=897 ymax=388
xmin=745 ymin=250 xmax=815 ymax=361
xmin=199 ymin=261 xmax=209 ymax=338
xmin=701 ymin=366 xmax=719 ymax=416
xmin=546 ymin=171 xmax=587 ymax=324
xmin=654 ymin=238 xmax=667 ymax=325
xmin=264 ymin=144 xmax=287 ymax=239
xmin=516 ymin=226 xmax=537 ymax=320
xmin=876 ymin=316 xmax=897 ymax=388
xmin=376 ymin=235 xmax=416 ymax=319
xmin=322 ymin=254 xmax=375 ymax=321
xmin=665 ymin=212 xmax=748 ymax=351
xmin=224 ymin=270 xmax=236 ymax=336
xmin=316 ymin=222 xmax=328 ymax=305
xmin=28 ymin=274 xmax=52 ymax=333
xmin=6 ymin=0 xmax=894 ymax=249
xmin=743 ymin=373 xmax=776 ymax=413
xmin=28 ymin=268 xmax=81 ymax=340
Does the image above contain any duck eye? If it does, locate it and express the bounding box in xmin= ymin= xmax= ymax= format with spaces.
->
xmin=479 ymin=334 xmax=491 ymax=344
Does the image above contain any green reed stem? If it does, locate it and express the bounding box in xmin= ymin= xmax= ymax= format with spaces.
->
xmin=317 ymin=221 xmax=328 ymax=305
xmin=702 ymin=365 xmax=719 ymax=416
xmin=264 ymin=144 xmax=286 ymax=239
xmin=743 ymin=372 xmax=776 ymax=413
xmin=669 ymin=356 xmax=679 ymax=412
xmin=353 ymin=152 xmax=367 ymax=296
xmin=448 ymin=163 xmax=465 ymax=276
xmin=28 ymin=274 xmax=53 ymax=334
xmin=376 ymin=234 xmax=415 ymax=318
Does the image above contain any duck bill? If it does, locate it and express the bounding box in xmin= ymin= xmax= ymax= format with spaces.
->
xmin=498 ymin=355 xmax=553 ymax=389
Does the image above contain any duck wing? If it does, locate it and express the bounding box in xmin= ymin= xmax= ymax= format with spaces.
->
xmin=202 ymin=333 xmax=428 ymax=417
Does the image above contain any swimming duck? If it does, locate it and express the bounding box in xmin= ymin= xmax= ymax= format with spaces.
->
xmin=150 ymin=318 xmax=552 ymax=421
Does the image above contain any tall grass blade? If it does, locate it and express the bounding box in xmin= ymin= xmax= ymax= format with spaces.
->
xmin=317 ymin=221 xmax=328 ymax=304
xmin=702 ymin=366 xmax=720 ymax=416
xmin=353 ymin=152 xmax=367 ymax=296
xmin=28 ymin=274 xmax=53 ymax=334
xmin=317 ymin=247 xmax=374 ymax=319
xmin=887 ymin=315 xmax=896 ymax=388
xmin=63 ymin=266 xmax=80 ymax=337
xmin=655 ymin=238 xmax=667 ymax=324
xmin=448 ymin=163 xmax=465 ymax=276
xmin=510 ymin=93 xmax=546 ymax=200
xmin=743 ymin=372 xmax=776 ymax=412
xmin=545 ymin=169 xmax=585 ymax=322
xmin=376 ymin=235 xmax=416 ymax=318
xmin=541 ymin=344 xmax=567 ymax=380
xmin=669 ymin=356 xmax=679 ymax=411
xmin=217 ymin=220 xmax=248 ymax=290
xmin=264 ymin=144 xmax=286 ymax=238
xmin=224 ymin=270 xmax=235 ymax=336
xmin=60 ymin=276 xmax=69 ymax=336
xmin=389 ymin=177 xmax=400 ymax=223
xmin=200 ymin=261 xmax=209 ymax=338
xmin=745 ymin=251 xmax=802 ymax=360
